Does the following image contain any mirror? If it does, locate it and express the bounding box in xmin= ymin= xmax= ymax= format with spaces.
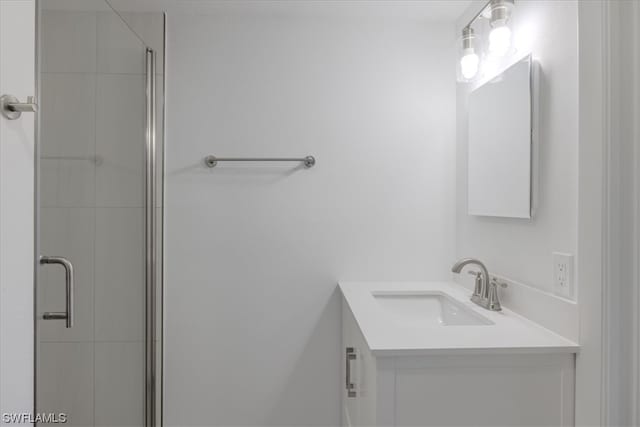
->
xmin=467 ymin=55 xmax=534 ymax=218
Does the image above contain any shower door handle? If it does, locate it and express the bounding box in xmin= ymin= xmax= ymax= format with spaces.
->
xmin=40 ymin=256 xmax=74 ymax=328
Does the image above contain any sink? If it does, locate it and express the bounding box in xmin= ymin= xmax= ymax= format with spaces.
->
xmin=372 ymin=291 xmax=493 ymax=327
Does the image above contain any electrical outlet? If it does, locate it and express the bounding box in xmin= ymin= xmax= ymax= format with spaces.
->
xmin=553 ymin=252 xmax=574 ymax=299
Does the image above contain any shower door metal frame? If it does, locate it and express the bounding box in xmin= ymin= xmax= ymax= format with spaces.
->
xmin=145 ymin=47 xmax=159 ymax=427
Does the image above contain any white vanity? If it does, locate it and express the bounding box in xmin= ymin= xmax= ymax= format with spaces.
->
xmin=340 ymin=281 xmax=579 ymax=427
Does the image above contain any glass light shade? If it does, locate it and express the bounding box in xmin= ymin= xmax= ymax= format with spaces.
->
xmin=457 ymin=27 xmax=480 ymax=82
xmin=489 ymin=25 xmax=512 ymax=56
xmin=460 ymin=49 xmax=480 ymax=79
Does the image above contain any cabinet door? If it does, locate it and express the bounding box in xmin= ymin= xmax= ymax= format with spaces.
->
xmin=393 ymin=354 xmax=575 ymax=426
xmin=342 ymin=301 xmax=360 ymax=426
xmin=342 ymin=298 xmax=379 ymax=426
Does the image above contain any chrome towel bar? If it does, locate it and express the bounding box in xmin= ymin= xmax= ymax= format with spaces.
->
xmin=204 ymin=155 xmax=315 ymax=168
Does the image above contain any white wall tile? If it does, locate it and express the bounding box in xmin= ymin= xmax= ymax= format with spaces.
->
xmin=39 ymin=208 xmax=95 ymax=342
xmin=37 ymin=343 xmax=94 ymax=427
xmin=40 ymin=72 xmax=96 ymax=207
xmin=57 ymin=159 xmax=96 ymax=207
xmin=119 ymin=12 xmax=165 ymax=74
xmin=41 ymin=11 xmax=97 ymax=73
xmin=97 ymin=11 xmax=145 ymax=75
xmin=40 ymin=73 xmax=96 ymax=157
xmin=94 ymin=342 xmax=144 ymax=427
xmin=94 ymin=208 xmax=144 ymax=341
xmin=40 ymin=159 xmax=60 ymax=208
xmin=40 ymin=159 xmax=96 ymax=208
xmin=95 ymin=74 xmax=145 ymax=207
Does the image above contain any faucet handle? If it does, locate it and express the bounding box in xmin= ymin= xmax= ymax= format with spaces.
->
xmin=487 ymin=279 xmax=504 ymax=311
xmin=486 ymin=277 xmax=508 ymax=311
xmin=467 ymin=270 xmax=484 ymax=301
xmin=487 ymin=283 xmax=502 ymax=311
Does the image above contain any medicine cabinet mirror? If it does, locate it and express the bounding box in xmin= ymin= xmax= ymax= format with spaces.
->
xmin=467 ymin=54 xmax=534 ymax=218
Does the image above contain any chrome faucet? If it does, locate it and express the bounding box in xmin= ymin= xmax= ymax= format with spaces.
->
xmin=451 ymin=258 xmax=503 ymax=311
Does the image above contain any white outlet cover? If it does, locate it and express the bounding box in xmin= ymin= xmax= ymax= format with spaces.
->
xmin=553 ymin=252 xmax=574 ymax=300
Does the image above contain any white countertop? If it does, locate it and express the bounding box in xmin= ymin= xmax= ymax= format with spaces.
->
xmin=339 ymin=281 xmax=579 ymax=357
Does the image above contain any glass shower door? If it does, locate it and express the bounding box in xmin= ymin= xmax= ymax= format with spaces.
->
xmin=37 ymin=1 xmax=153 ymax=426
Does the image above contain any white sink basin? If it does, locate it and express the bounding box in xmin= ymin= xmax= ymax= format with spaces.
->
xmin=373 ymin=291 xmax=493 ymax=327
xmin=340 ymin=282 xmax=579 ymax=355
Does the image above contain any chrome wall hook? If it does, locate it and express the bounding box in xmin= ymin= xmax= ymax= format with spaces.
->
xmin=1 ymin=94 xmax=38 ymax=120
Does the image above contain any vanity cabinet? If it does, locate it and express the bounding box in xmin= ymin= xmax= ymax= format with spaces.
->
xmin=342 ymin=298 xmax=576 ymax=427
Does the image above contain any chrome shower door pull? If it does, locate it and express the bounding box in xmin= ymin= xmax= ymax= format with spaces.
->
xmin=1 ymin=94 xmax=38 ymax=120
xmin=40 ymin=256 xmax=74 ymax=328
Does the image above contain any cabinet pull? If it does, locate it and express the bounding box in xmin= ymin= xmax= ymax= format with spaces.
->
xmin=345 ymin=347 xmax=356 ymax=398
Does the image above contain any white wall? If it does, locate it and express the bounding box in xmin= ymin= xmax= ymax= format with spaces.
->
xmin=0 ymin=0 xmax=35 ymax=421
xmin=165 ymin=10 xmax=456 ymax=426
xmin=455 ymin=2 xmax=579 ymax=295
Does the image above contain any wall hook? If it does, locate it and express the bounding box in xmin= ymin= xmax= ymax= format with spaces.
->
xmin=1 ymin=94 xmax=38 ymax=120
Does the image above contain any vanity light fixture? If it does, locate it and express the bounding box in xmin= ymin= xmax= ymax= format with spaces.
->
xmin=458 ymin=0 xmax=516 ymax=82
xmin=460 ymin=27 xmax=480 ymax=80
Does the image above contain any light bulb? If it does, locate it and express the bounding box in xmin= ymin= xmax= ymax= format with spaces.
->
xmin=489 ymin=25 xmax=512 ymax=56
xmin=460 ymin=49 xmax=479 ymax=79
xmin=459 ymin=27 xmax=479 ymax=81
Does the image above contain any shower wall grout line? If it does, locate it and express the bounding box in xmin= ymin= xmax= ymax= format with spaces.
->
xmin=41 ymin=339 xmax=146 ymax=343
xmin=41 ymin=206 xmax=148 ymax=209
xmin=41 ymin=71 xmax=164 ymax=76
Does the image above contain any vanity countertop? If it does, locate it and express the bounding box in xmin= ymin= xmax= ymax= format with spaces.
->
xmin=339 ymin=281 xmax=579 ymax=357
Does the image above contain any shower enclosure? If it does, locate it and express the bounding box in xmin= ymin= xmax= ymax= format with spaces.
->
xmin=35 ymin=1 xmax=163 ymax=426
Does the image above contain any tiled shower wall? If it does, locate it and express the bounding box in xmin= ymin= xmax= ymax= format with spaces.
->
xmin=38 ymin=7 xmax=163 ymax=427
